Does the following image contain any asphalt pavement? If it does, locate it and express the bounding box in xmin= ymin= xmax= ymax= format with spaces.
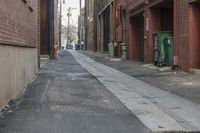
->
xmin=0 ymin=50 xmax=150 ymax=133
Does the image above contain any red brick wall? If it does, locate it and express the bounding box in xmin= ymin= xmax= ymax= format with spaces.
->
xmin=127 ymin=0 xmax=145 ymax=12
xmin=126 ymin=0 xmax=194 ymax=71
xmin=188 ymin=2 xmax=200 ymax=69
xmin=176 ymin=0 xmax=189 ymax=71
xmin=85 ymin=0 xmax=95 ymax=51
xmin=110 ymin=1 xmax=116 ymax=42
xmin=0 ymin=0 xmax=39 ymax=48
xmin=54 ymin=0 xmax=59 ymax=47
xmin=38 ymin=0 xmax=41 ymax=68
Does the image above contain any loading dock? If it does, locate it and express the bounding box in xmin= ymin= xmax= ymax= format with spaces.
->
xmin=126 ymin=0 xmax=200 ymax=71
xmin=149 ymin=0 xmax=173 ymax=32
xmin=149 ymin=0 xmax=174 ymax=65
xmin=128 ymin=13 xmax=145 ymax=61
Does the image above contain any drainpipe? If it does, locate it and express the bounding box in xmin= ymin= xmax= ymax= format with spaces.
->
xmin=94 ymin=0 xmax=98 ymax=51
xmin=144 ymin=0 xmax=150 ymax=63
xmin=174 ymin=0 xmax=179 ymax=69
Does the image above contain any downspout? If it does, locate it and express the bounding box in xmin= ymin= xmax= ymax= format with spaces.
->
xmin=47 ymin=0 xmax=51 ymax=58
xmin=125 ymin=0 xmax=129 ymax=59
xmin=174 ymin=0 xmax=179 ymax=69
xmin=38 ymin=0 xmax=41 ymax=68
xmin=94 ymin=0 xmax=98 ymax=51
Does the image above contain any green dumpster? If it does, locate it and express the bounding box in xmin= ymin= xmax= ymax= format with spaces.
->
xmin=153 ymin=32 xmax=173 ymax=67
xmin=108 ymin=43 xmax=114 ymax=57
xmin=165 ymin=37 xmax=174 ymax=66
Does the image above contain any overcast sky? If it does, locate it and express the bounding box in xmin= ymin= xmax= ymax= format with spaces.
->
xmin=62 ymin=0 xmax=85 ymax=28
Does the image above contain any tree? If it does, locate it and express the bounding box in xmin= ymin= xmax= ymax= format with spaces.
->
xmin=62 ymin=25 xmax=78 ymax=44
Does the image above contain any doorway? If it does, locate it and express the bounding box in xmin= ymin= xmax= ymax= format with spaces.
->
xmin=189 ymin=2 xmax=200 ymax=69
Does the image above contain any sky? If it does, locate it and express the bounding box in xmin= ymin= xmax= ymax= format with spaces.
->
xmin=62 ymin=0 xmax=85 ymax=28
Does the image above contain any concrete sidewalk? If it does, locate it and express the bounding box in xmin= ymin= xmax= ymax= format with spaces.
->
xmin=72 ymin=50 xmax=200 ymax=133
xmin=80 ymin=50 xmax=200 ymax=105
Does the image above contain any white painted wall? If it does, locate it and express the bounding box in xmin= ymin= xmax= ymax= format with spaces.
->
xmin=0 ymin=45 xmax=38 ymax=109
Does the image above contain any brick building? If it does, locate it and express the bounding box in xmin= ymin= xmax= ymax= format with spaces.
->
xmin=0 ymin=0 xmax=60 ymax=109
xmin=126 ymin=0 xmax=200 ymax=71
xmin=115 ymin=0 xmax=126 ymax=43
xmin=96 ymin=0 xmax=126 ymax=57
xmin=187 ymin=0 xmax=200 ymax=71
xmin=116 ymin=0 xmax=127 ymax=57
xmin=0 ymin=0 xmax=39 ymax=108
xmin=97 ymin=0 xmax=116 ymax=52
xmin=40 ymin=0 xmax=59 ymax=59
xmin=84 ymin=0 xmax=98 ymax=51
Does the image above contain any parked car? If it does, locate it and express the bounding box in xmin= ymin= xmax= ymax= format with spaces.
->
xmin=75 ymin=44 xmax=81 ymax=50
xmin=66 ymin=44 xmax=73 ymax=50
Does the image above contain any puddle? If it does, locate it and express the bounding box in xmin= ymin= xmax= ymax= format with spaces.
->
xmin=55 ymin=73 xmax=92 ymax=80
xmin=182 ymin=81 xmax=200 ymax=86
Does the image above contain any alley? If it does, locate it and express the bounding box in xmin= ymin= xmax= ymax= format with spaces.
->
xmin=2 ymin=0 xmax=200 ymax=133
xmin=0 ymin=50 xmax=150 ymax=133
xmin=70 ymin=50 xmax=200 ymax=132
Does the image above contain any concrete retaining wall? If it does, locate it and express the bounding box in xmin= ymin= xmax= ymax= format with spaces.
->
xmin=0 ymin=45 xmax=38 ymax=109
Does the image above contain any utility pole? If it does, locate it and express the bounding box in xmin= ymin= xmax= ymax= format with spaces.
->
xmin=59 ymin=1 xmax=62 ymax=49
xmin=67 ymin=7 xmax=75 ymax=44
xmin=79 ymin=0 xmax=83 ymax=49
